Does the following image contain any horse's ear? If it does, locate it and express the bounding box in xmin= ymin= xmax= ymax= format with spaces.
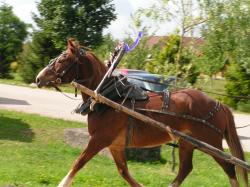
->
xmin=67 ymin=38 xmax=76 ymax=55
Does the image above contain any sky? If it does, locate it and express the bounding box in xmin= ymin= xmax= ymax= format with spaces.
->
xmin=4 ymin=0 xmax=174 ymax=39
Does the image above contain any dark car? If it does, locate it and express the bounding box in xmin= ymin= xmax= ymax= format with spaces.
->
xmin=114 ymin=69 xmax=175 ymax=92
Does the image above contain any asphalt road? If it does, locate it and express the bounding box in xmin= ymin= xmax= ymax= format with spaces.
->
xmin=0 ymin=83 xmax=85 ymax=122
xmin=0 ymin=83 xmax=250 ymax=152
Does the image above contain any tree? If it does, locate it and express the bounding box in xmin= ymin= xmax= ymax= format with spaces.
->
xmin=198 ymin=0 xmax=250 ymax=108
xmin=117 ymin=12 xmax=159 ymax=70
xmin=146 ymin=34 xmax=198 ymax=85
xmin=33 ymin=0 xmax=116 ymax=49
xmin=18 ymin=0 xmax=116 ymax=83
xmin=18 ymin=31 xmax=60 ymax=83
xmin=0 ymin=3 xmax=28 ymax=78
xmin=93 ymin=34 xmax=117 ymax=62
xmin=135 ymin=0 xmax=203 ymax=84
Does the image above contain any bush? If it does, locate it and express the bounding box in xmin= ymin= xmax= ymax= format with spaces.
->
xmin=225 ymin=61 xmax=250 ymax=108
xmin=237 ymin=101 xmax=250 ymax=113
xmin=10 ymin=61 xmax=18 ymax=73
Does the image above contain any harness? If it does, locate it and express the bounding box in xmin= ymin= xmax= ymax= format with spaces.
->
xmin=125 ymin=93 xmax=222 ymax=147
xmin=46 ymin=49 xmax=91 ymax=97
xmin=45 ymin=41 xmax=222 ymax=138
xmin=74 ymin=75 xmax=149 ymax=115
xmin=135 ymin=102 xmax=222 ymax=135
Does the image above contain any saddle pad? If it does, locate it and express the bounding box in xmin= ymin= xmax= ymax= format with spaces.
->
xmin=75 ymin=75 xmax=149 ymax=115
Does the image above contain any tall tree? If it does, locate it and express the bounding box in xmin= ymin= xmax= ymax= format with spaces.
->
xmin=33 ymin=0 xmax=116 ymax=49
xmin=199 ymin=0 xmax=250 ymax=107
xmin=145 ymin=34 xmax=198 ymax=85
xmin=93 ymin=34 xmax=117 ymax=62
xmin=135 ymin=0 xmax=203 ymax=84
xmin=18 ymin=0 xmax=116 ymax=83
xmin=18 ymin=31 xmax=60 ymax=83
xmin=0 ymin=3 xmax=28 ymax=78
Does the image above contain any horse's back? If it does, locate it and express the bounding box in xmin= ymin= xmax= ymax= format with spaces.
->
xmin=170 ymin=88 xmax=217 ymax=116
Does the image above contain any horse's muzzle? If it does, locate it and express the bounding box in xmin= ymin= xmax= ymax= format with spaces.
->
xmin=36 ymin=77 xmax=42 ymax=88
xmin=36 ymin=66 xmax=51 ymax=88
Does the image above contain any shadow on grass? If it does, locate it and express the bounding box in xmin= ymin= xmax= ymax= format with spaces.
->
xmin=0 ymin=116 xmax=34 ymax=142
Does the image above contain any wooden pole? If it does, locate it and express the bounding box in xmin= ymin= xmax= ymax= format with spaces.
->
xmin=72 ymin=81 xmax=250 ymax=172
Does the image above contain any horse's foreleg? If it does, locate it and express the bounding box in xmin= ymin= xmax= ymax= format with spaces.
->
xmin=110 ymin=148 xmax=143 ymax=187
xmin=170 ymin=140 xmax=194 ymax=187
xmin=57 ymin=136 xmax=109 ymax=187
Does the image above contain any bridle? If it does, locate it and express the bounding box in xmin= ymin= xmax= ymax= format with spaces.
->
xmin=46 ymin=51 xmax=76 ymax=84
xmin=46 ymin=48 xmax=93 ymax=98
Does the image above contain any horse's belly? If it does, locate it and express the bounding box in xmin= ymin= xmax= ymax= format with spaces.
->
xmin=128 ymin=120 xmax=173 ymax=148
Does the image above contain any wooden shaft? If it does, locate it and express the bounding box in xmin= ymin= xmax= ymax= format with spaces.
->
xmin=72 ymin=81 xmax=250 ymax=172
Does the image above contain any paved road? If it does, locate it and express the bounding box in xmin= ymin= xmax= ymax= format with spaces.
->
xmin=0 ymin=83 xmax=86 ymax=123
xmin=0 ymin=83 xmax=250 ymax=152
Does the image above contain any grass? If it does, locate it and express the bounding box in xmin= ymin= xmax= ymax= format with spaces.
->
xmin=0 ymin=109 xmax=249 ymax=187
xmin=195 ymin=78 xmax=227 ymax=101
xmin=0 ymin=78 xmax=30 ymax=87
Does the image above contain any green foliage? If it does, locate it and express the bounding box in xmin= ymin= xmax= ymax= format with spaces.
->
xmin=0 ymin=3 xmax=28 ymax=78
xmin=18 ymin=31 xmax=60 ymax=83
xmin=121 ymin=36 xmax=157 ymax=70
xmin=10 ymin=61 xmax=18 ymax=72
xmin=225 ymin=61 xmax=250 ymax=108
xmin=199 ymin=0 xmax=250 ymax=107
xmin=34 ymin=0 xmax=116 ymax=49
xmin=93 ymin=34 xmax=117 ymax=62
xmin=237 ymin=101 xmax=250 ymax=113
xmin=92 ymin=34 xmax=157 ymax=71
xmin=16 ymin=0 xmax=116 ymax=83
xmin=197 ymin=1 xmax=237 ymax=76
xmin=146 ymin=35 xmax=198 ymax=85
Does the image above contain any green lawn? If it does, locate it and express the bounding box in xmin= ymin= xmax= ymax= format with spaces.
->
xmin=0 ymin=109 xmax=249 ymax=187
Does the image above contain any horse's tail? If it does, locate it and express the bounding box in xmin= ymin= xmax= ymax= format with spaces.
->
xmin=223 ymin=105 xmax=248 ymax=187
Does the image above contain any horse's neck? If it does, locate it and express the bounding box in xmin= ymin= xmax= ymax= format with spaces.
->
xmin=80 ymin=53 xmax=107 ymax=103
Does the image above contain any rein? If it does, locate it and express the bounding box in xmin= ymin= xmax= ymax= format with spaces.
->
xmin=54 ymin=86 xmax=82 ymax=100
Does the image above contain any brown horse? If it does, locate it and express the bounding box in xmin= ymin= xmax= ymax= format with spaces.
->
xmin=36 ymin=39 xmax=248 ymax=187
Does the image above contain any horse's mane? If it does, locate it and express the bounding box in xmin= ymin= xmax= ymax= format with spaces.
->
xmin=84 ymin=51 xmax=107 ymax=89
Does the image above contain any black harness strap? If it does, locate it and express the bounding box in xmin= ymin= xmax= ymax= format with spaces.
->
xmin=135 ymin=108 xmax=222 ymax=135
xmin=162 ymin=89 xmax=170 ymax=112
xmin=202 ymin=101 xmax=221 ymax=121
xmin=126 ymin=116 xmax=134 ymax=147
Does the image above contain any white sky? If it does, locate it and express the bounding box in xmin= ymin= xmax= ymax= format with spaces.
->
xmin=4 ymin=0 xmax=175 ymax=39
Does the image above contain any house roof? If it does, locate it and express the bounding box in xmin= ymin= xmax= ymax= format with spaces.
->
xmin=147 ymin=36 xmax=204 ymax=49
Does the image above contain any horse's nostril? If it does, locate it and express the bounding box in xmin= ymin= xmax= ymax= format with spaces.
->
xmin=36 ymin=78 xmax=40 ymax=84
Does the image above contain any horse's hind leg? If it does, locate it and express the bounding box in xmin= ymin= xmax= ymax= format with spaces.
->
xmin=213 ymin=156 xmax=239 ymax=187
xmin=211 ymin=143 xmax=239 ymax=187
xmin=57 ymin=136 xmax=109 ymax=187
xmin=110 ymin=148 xmax=143 ymax=187
xmin=170 ymin=140 xmax=194 ymax=187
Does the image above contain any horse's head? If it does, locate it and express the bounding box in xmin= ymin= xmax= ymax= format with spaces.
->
xmin=36 ymin=39 xmax=92 ymax=88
